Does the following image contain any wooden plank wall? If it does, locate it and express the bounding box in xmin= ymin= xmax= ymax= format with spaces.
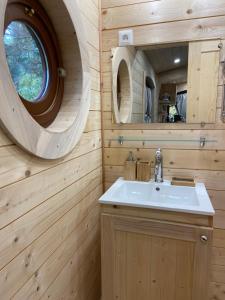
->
xmin=100 ymin=0 xmax=225 ymax=299
xmin=0 ymin=0 xmax=102 ymax=299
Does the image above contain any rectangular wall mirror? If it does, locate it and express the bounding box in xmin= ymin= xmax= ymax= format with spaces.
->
xmin=112 ymin=40 xmax=221 ymax=125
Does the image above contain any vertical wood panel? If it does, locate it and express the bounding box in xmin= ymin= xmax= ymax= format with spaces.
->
xmin=150 ymin=237 xmax=177 ymax=299
xmin=187 ymin=40 xmax=220 ymax=123
xmin=126 ymin=232 xmax=152 ymax=299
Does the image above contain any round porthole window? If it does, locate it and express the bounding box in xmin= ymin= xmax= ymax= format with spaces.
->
xmin=0 ymin=0 xmax=91 ymax=159
xmin=4 ymin=21 xmax=48 ymax=102
xmin=112 ymin=47 xmax=133 ymax=124
xmin=4 ymin=0 xmax=64 ymax=127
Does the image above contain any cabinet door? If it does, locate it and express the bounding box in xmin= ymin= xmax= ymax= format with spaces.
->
xmin=187 ymin=40 xmax=220 ymax=124
xmin=101 ymin=214 xmax=212 ymax=300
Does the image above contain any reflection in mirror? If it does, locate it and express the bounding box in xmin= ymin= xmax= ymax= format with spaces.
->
xmin=117 ymin=70 xmax=121 ymax=110
xmin=112 ymin=43 xmax=189 ymax=124
xmin=144 ymin=76 xmax=155 ymax=123
xmin=112 ymin=47 xmax=133 ymax=124
xmin=116 ymin=59 xmax=131 ymax=123
xmin=145 ymin=44 xmax=188 ymax=123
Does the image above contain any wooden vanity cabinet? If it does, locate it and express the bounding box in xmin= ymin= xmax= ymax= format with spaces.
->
xmin=101 ymin=205 xmax=213 ymax=300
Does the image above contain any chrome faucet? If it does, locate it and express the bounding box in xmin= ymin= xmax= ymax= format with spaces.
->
xmin=154 ymin=148 xmax=163 ymax=183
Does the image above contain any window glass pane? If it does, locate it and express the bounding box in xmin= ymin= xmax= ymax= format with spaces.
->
xmin=4 ymin=21 xmax=48 ymax=102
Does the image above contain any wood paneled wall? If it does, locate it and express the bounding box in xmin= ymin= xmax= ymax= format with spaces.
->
xmin=100 ymin=1 xmax=225 ymax=299
xmin=0 ymin=0 xmax=102 ymax=299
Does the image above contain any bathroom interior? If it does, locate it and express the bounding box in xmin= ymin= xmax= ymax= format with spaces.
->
xmin=0 ymin=0 xmax=225 ymax=299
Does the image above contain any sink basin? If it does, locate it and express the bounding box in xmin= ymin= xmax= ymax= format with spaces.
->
xmin=99 ymin=178 xmax=215 ymax=215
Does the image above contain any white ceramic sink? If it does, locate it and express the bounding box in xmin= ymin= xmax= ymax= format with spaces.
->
xmin=99 ymin=178 xmax=215 ymax=216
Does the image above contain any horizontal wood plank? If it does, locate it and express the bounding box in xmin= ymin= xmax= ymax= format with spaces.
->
xmin=212 ymin=247 xmax=225 ymax=266
xmin=104 ymin=128 xmax=225 ymax=150
xmin=40 ymin=232 xmax=101 ymax=300
xmin=213 ymin=229 xmax=225 ymax=248
xmin=104 ymin=165 xmax=225 ymax=190
xmin=104 ymin=148 xmax=225 ymax=171
xmin=12 ymin=205 xmax=101 ymax=300
xmin=102 ymin=16 xmax=225 ymax=51
xmin=0 ymin=148 xmax=102 ymax=230
xmin=211 ymin=264 xmax=225 ymax=284
xmin=209 ymin=281 xmax=225 ymax=300
xmin=102 ymin=0 xmax=225 ymax=30
xmin=0 ymin=187 xmax=101 ymax=299
xmin=214 ymin=210 xmax=225 ymax=229
xmin=102 ymin=0 xmax=159 ymax=9
xmin=0 ymin=130 xmax=102 ymax=188
xmin=0 ymin=168 xmax=102 ymax=272
xmin=102 ymin=111 xmax=225 ymax=130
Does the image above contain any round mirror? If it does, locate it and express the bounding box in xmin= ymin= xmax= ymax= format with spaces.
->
xmin=112 ymin=48 xmax=133 ymax=123
xmin=117 ymin=60 xmax=131 ymax=122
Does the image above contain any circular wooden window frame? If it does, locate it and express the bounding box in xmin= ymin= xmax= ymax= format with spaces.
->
xmin=0 ymin=0 xmax=91 ymax=159
xmin=112 ymin=47 xmax=133 ymax=124
xmin=4 ymin=0 xmax=64 ymax=128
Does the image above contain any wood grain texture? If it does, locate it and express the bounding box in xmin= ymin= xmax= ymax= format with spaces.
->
xmin=104 ymin=148 xmax=225 ymax=171
xmin=102 ymin=0 xmax=225 ymax=29
xmin=0 ymin=0 xmax=94 ymax=159
xmin=124 ymin=160 xmax=137 ymax=180
xmin=101 ymin=211 xmax=212 ymax=300
xmin=104 ymin=128 xmax=225 ymax=149
xmin=102 ymin=16 xmax=225 ymax=51
xmin=0 ymin=0 xmax=102 ymax=299
xmin=137 ymin=160 xmax=151 ymax=181
xmin=187 ymin=40 xmax=220 ymax=123
xmin=102 ymin=0 xmax=159 ymax=9
xmin=101 ymin=205 xmax=212 ymax=227
xmin=101 ymin=1 xmax=225 ymax=299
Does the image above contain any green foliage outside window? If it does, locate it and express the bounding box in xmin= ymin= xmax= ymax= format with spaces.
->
xmin=4 ymin=21 xmax=46 ymax=102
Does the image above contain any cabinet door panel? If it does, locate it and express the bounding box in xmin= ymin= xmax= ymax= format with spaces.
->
xmin=101 ymin=214 xmax=212 ymax=300
xmin=150 ymin=237 xmax=195 ymax=300
xmin=175 ymin=240 xmax=194 ymax=300
xmin=115 ymin=231 xmax=152 ymax=300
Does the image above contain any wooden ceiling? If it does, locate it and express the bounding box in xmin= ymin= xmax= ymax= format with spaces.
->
xmin=144 ymin=45 xmax=188 ymax=74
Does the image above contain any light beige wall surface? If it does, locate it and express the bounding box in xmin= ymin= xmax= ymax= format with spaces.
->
xmin=101 ymin=0 xmax=225 ymax=299
xmin=0 ymin=0 xmax=102 ymax=299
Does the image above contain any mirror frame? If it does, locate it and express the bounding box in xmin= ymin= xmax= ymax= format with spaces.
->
xmin=112 ymin=47 xmax=133 ymax=123
xmin=110 ymin=39 xmax=222 ymax=128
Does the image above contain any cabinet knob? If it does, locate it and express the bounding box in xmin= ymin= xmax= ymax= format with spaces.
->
xmin=200 ymin=235 xmax=208 ymax=243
